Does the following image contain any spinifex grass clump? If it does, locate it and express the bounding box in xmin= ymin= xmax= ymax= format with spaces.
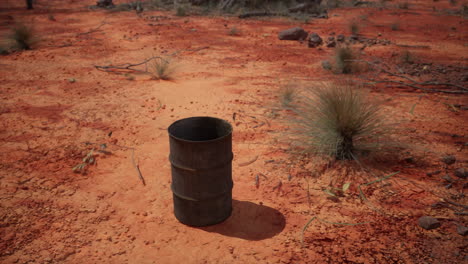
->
xmin=279 ymin=82 xmax=297 ymax=108
xmin=334 ymin=46 xmax=356 ymax=74
xmin=285 ymin=83 xmax=386 ymax=160
xmin=148 ymin=57 xmax=175 ymax=80
xmin=10 ymin=22 xmax=38 ymax=50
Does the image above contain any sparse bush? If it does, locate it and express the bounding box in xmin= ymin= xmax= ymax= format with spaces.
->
xmin=462 ymin=4 xmax=468 ymax=17
xmin=148 ymin=57 xmax=175 ymax=80
xmin=48 ymin=14 xmax=56 ymax=21
xmin=391 ymin=23 xmax=400 ymax=31
xmin=0 ymin=45 xmax=10 ymax=55
xmin=349 ymin=21 xmax=359 ymax=35
xmin=279 ymin=83 xmax=298 ymax=108
xmin=9 ymin=22 xmax=38 ymax=50
xmin=400 ymin=50 xmax=415 ymax=64
xmin=334 ymin=46 xmax=356 ymax=74
xmin=284 ymin=83 xmax=387 ymax=160
xmin=398 ymin=1 xmax=409 ymax=9
xmin=228 ymin=27 xmax=240 ymax=36
xmin=176 ymin=6 xmax=187 ymax=16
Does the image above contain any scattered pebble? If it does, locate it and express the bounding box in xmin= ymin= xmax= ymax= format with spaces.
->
xmin=278 ymin=27 xmax=308 ymax=41
xmin=454 ymin=168 xmax=467 ymax=179
xmin=321 ymin=60 xmax=332 ymax=70
xmin=457 ymin=225 xmax=468 ymax=236
xmin=442 ymin=174 xmax=454 ymax=182
xmin=426 ymin=170 xmax=441 ymax=176
xmin=418 ymin=216 xmax=440 ymax=230
xmin=308 ymin=33 xmax=323 ymax=48
xmin=442 ymin=155 xmax=456 ymax=165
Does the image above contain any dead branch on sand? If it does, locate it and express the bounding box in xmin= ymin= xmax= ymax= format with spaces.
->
xmin=83 ymin=142 xmax=146 ymax=186
xmin=94 ymin=46 xmax=208 ymax=75
xmin=355 ymin=59 xmax=468 ymax=94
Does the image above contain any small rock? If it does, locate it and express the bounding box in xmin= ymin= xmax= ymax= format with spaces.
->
xmin=456 ymin=225 xmax=468 ymax=236
xmin=317 ymin=13 xmax=328 ymax=19
xmin=326 ymin=41 xmax=336 ymax=48
xmin=349 ymin=34 xmax=359 ymax=41
xmin=418 ymin=216 xmax=440 ymax=230
xmin=68 ymin=78 xmax=76 ymax=83
xmin=308 ymin=33 xmax=323 ymax=48
xmin=442 ymin=174 xmax=454 ymax=182
xmin=321 ymin=60 xmax=332 ymax=70
xmin=336 ymin=34 xmax=345 ymax=42
xmin=454 ymin=168 xmax=467 ymax=179
xmin=327 ymin=36 xmax=335 ymax=41
xmin=442 ymin=155 xmax=456 ymax=165
xmin=445 ymin=183 xmax=452 ymax=189
xmin=327 ymin=196 xmax=340 ymax=203
xmin=278 ymin=27 xmax=308 ymax=41
xmin=426 ymin=170 xmax=441 ymax=176
xmin=96 ymin=0 xmax=114 ymax=7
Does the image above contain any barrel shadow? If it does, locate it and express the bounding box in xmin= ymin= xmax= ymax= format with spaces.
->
xmin=199 ymin=200 xmax=285 ymax=241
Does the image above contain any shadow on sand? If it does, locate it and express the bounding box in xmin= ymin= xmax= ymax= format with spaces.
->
xmin=199 ymin=200 xmax=286 ymax=241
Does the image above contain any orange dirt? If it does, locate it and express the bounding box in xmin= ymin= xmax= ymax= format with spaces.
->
xmin=1 ymin=0 xmax=467 ymax=263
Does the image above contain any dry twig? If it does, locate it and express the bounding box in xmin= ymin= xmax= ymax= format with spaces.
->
xmin=355 ymin=59 xmax=468 ymax=94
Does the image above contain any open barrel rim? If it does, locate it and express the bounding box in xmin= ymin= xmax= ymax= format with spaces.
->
xmin=168 ymin=116 xmax=233 ymax=143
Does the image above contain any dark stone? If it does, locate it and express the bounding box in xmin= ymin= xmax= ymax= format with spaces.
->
xmin=454 ymin=168 xmax=467 ymax=179
xmin=328 ymin=36 xmax=335 ymax=41
xmin=337 ymin=34 xmax=345 ymax=42
xmin=349 ymin=34 xmax=359 ymax=40
xmin=326 ymin=41 xmax=336 ymax=48
xmin=97 ymin=0 xmax=114 ymax=7
xmin=278 ymin=27 xmax=308 ymax=41
xmin=442 ymin=174 xmax=454 ymax=182
xmin=317 ymin=12 xmax=328 ymax=19
xmin=442 ymin=155 xmax=456 ymax=165
xmin=327 ymin=196 xmax=340 ymax=203
xmin=445 ymin=183 xmax=452 ymax=189
xmin=418 ymin=216 xmax=440 ymax=230
xmin=308 ymin=33 xmax=323 ymax=48
xmin=426 ymin=170 xmax=441 ymax=176
xmin=457 ymin=225 xmax=468 ymax=236
xmin=321 ymin=60 xmax=332 ymax=70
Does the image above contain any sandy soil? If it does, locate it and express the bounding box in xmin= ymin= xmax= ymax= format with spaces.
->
xmin=0 ymin=0 xmax=467 ymax=263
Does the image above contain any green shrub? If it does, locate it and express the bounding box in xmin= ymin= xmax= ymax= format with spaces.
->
xmin=284 ymin=83 xmax=386 ymax=160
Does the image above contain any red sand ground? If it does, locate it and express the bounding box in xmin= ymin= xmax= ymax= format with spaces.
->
xmin=0 ymin=0 xmax=467 ymax=263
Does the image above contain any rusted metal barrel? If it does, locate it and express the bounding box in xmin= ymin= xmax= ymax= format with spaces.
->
xmin=168 ymin=116 xmax=233 ymax=226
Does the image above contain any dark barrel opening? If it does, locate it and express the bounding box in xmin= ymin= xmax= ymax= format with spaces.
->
xmin=168 ymin=116 xmax=233 ymax=227
xmin=168 ymin=117 xmax=232 ymax=142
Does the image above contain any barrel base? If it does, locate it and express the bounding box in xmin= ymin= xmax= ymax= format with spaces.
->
xmin=173 ymin=193 xmax=232 ymax=227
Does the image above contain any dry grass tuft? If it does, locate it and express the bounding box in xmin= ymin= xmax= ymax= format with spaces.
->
xmin=148 ymin=57 xmax=176 ymax=80
xmin=334 ymin=46 xmax=357 ymax=74
xmin=9 ymin=22 xmax=38 ymax=51
xmin=282 ymin=83 xmax=389 ymax=160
